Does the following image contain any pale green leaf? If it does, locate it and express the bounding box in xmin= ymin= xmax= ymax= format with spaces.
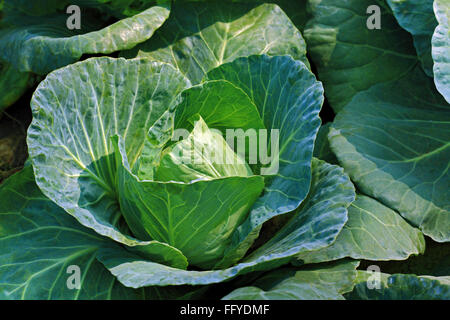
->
xmin=155 ymin=116 xmax=253 ymax=183
xmin=432 ymin=0 xmax=450 ymax=103
xmin=295 ymin=195 xmax=426 ymax=264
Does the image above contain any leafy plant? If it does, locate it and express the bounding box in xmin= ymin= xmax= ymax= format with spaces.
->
xmin=0 ymin=0 xmax=448 ymax=300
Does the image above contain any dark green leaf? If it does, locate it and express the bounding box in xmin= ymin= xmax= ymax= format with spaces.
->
xmin=304 ymin=0 xmax=418 ymax=112
xmin=330 ymin=66 xmax=450 ymax=242
xmin=387 ymin=0 xmax=436 ymax=76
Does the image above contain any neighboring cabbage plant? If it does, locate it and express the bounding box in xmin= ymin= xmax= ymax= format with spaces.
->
xmin=0 ymin=0 xmax=171 ymax=113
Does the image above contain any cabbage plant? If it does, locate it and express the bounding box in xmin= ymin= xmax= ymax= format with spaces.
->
xmin=0 ymin=0 xmax=449 ymax=300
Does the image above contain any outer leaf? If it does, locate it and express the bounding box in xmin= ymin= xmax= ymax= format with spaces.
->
xmin=27 ymin=57 xmax=190 ymax=264
xmin=207 ymin=55 xmax=323 ymax=267
xmin=304 ymin=0 xmax=418 ymax=112
xmin=432 ymin=0 xmax=450 ymax=103
xmin=387 ymin=0 xmax=437 ymax=76
xmin=222 ymin=260 xmax=359 ymax=300
xmin=0 ymin=3 xmax=170 ymax=75
xmin=0 ymin=62 xmax=32 ymax=113
xmin=0 ymin=166 xmax=141 ymax=300
xmin=346 ymin=271 xmax=450 ymax=300
xmin=329 ymin=66 xmax=450 ymax=242
xmin=121 ymin=2 xmax=309 ymax=84
xmin=295 ymin=195 xmax=426 ymax=264
xmin=97 ymin=159 xmax=355 ymax=288
xmin=114 ymin=134 xmax=265 ymax=269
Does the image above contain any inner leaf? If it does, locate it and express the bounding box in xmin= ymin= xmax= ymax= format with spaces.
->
xmin=155 ymin=115 xmax=253 ymax=183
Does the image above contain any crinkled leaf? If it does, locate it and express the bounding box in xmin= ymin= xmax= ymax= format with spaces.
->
xmin=27 ymin=57 xmax=190 ymax=263
xmin=330 ymin=66 xmax=450 ymax=242
xmin=304 ymin=0 xmax=418 ymax=112
xmin=97 ymin=158 xmax=354 ymax=288
xmin=222 ymin=260 xmax=359 ymax=300
xmin=295 ymin=195 xmax=426 ymax=264
xmin=387 ymin=0 xmax=437 ymax=76
xmin=0 ymin=3 xmax=170 ymax=75
xmin=207 ymin=55 xmax=323 ymax=267
xmin=346 ymin=271 xmax=450 ymax=300
xmin=432 ymin=0 xmax=450 ymax=103
xmin=121 ymin=2 xmax=309 ymax=84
